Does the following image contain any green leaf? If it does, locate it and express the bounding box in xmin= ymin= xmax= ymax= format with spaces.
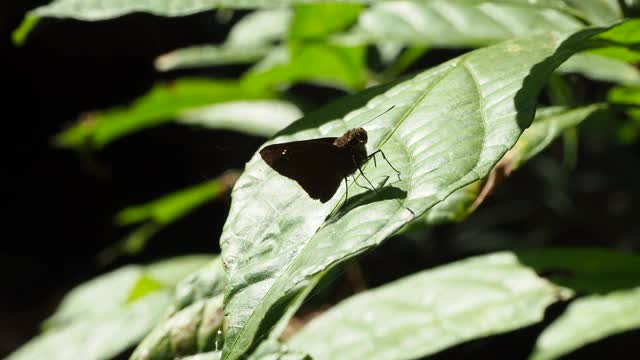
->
xmin=173 ymin=258 xmax=227 ymax=311
xmin=11 ymin=15 xmax=39 ymax=45
xmin=242 ymin=44 xmax=368 ymax=91
xmin=529 ymin=287 xmax=640 ymax=360
xmin=587 ymin=46 xmax=640 ymax=63
xmin=156 ymin=45 xmax=272 ymax=71
xmin=346 ymin=0 xmax=583 ymax=48
xmin=404 ymin=104 xmax=602 ymax=231
xmin=504 ymin=104 xmax=604 ymax=171
xmin=25 ymin=0 xmax=369 ymax=21
xmin=595 ymin=18 xmax=640 ymax=44
xmin=116 ymin=180 xmax=227 ymax=226
xmin=127 ymin=274 xmax=166 ymax=303
xmin=178 ymin=353 xmax=221 ymax=360
xmin=248 ymin=339 xmax=310 ymax=360
xmin=44 ymin=255 xmax=211 ymax=329
xmin=179 ymin=101 xmax=302 ymax=137
xmin=289 ymin=3 xmax=363 ymax=40
xmin=8 ymin=292 xmax=172 ymax=360
xmin=562 ymin=0 xmax=622 ymax=26
xmin=608 ymin=85 xmax=640 ymax=105
xmin=516 ymin=248 xmax=640 ymax=294
xmin=156 ymin=9 xmax=291 ymax=72
xmin=558 ymin=53 xmax=640 ymax=85
xmin=55 ymin=79 xmax=272 ymax=149
xmin=131 ymin=258 xmax=227 ymax=359
xmin=8 ymin=256 xmax=211 ymax=360
xmin=289 ymin=252 xmax=569 ymax=360
xmin=130 ymin=295 xmax=225 ymax=360
xmin=226 ymin=9 xmax=292 ymax=47
xmin=220 ymin=27 xmax=614 ymax=360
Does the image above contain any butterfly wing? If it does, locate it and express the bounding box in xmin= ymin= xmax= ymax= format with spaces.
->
xmin=260 ymin=138 xmax=353 ymax=202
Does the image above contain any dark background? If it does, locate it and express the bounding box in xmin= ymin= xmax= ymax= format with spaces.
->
xmin=3 ymin=1 xmax=640 ymax=358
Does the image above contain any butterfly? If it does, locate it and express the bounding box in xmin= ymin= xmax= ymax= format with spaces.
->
xmin=259 ymin=107 xmax=399 ymax=203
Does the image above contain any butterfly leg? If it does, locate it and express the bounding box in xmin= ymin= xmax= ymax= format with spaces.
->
xmin=343 ymin=177 xmax=349 ymax=205
xmin=367 ymin=150 xmax=401 ymax=181
xmin=358 ymin=166 xmax=379 ymax=193
xmin=352 ymin=175 xmax=373 ymax=191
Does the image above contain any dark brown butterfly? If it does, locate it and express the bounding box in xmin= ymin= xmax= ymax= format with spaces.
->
xmin=260 ymin=107 xmax=399 ymax=203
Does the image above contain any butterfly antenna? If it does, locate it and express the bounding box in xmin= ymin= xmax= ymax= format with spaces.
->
xmin=361 ymin=105 xmax=396 ymax=127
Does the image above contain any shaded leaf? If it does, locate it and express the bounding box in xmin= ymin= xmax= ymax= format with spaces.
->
xmin=289 ymin=252 xmax=569 ymax=360
xmin=220 ymin=27 xmax=614 ymax=360
xmin=516 ymin=248 xmax=640 ymax=294
xmin=529 ymin=287 xmax=640 ymax=360
xmin=56 ymin=80 xmax=272 ymax=149
xmin=179 ymin=101 xmax=302 ymax=137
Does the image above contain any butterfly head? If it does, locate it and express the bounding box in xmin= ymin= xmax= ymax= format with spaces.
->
xmin=346 ymin=127 xmax=368 ymax=146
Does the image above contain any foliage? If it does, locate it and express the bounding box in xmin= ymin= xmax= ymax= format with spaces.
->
xmin=10 ymin=2 xmax=640 ymax=360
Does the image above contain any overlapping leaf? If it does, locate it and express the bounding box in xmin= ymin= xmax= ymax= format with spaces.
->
xmin=529 ymin=287 xmax=640 ymax=360
xmin=289 ymin=252 xmax=569 ymax=360
xmin=8 ymin=256 xmax=212 ymax=360
xmin=220 ymin=27 xmax=613 ymax=360
xmin=55 ymin=80 xmax=272 ymax=149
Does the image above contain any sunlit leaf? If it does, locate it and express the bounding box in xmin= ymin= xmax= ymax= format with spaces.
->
xmin=23 ymin=0 xmax=371 ymax=21
xmin=220 ymin=27 xmax=616 ymax=360
xmin=529 ymin=287 xmax=640 ymax=360
xmin=8 ymin=256 xmax=211 ymax=360
xmin=155 ymin=9 xmax=291 ymax=71
xmin=242 ymin=44 xmax=368 ymax=91
xmin=8 ymin=293 xmax=172 ymax=360
xmin=289 ymin=3 xmax=362 ymax=40
xmin=179 ymin=101 xmax=302 ymax=137
xmin=289 ymin=252 xmax=569 ymax=360
xmin=55 ymin=80 xmax=272 ymax=149
xmin=345 ymin=0 xmax=583 ymax=48
xmin=596 ymin=18 xmax=640 ymax=44
xmin=558 ymin=53 xmax=640 ymax=85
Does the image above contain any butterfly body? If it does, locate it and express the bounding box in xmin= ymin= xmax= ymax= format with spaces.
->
xmin=259 ymin=127 xmax=369 ymax=203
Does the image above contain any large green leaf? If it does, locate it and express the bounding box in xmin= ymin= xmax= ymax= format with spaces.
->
xmin=289 ymin=252 xmax=568 ymax=360
xmin=516 ymin=248 xmax=640 ymax=294
xmin=220 ymin=27 xmax=614 ymax=360
xmin=131 ymin=258 xmax=228 ymax=360
xmin=529 ymin=287 xmax=640 ymax=360
xmin=407 ymin=104 xmax=603 ymax=228
xmin=345 ymin=0 xmax=583 ymax=48
xmin=8 ymin=292 xmax=172 ymax=360
xmin=56 ymin=80 xmax=272 ymax=149
xmin=8 ymin=256 xmax=212 ymax=360
xmin=289 ymin=3 xmax=363 ymax=40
